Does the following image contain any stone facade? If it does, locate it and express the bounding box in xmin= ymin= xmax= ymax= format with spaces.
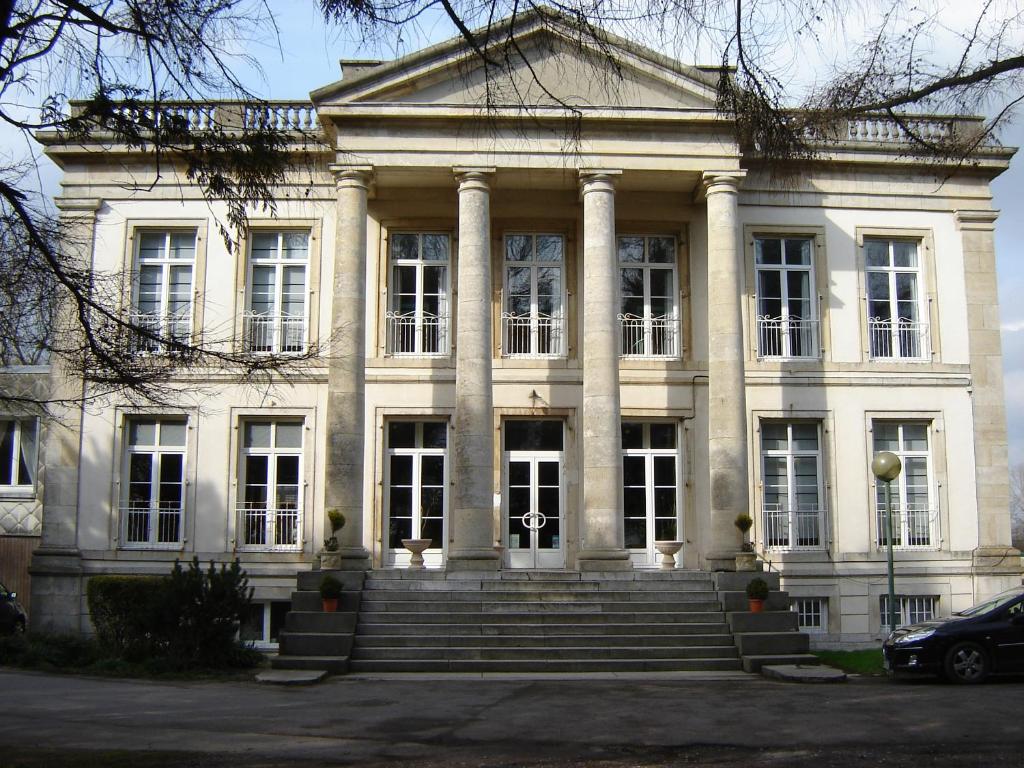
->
xmin=21 ymin=13 xmax=1022 ymax=645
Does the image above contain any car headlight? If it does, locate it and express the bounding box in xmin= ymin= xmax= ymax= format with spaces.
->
xmin=896 ymin=628 xmax=935 ymax=644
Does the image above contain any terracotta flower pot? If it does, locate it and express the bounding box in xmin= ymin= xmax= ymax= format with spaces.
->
xmin=322 ymin=598 xmax=339 ymax=613
xmin=748 ymin=598 xmax=765 ymax=613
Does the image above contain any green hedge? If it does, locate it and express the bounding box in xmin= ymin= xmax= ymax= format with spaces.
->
xmin=86 ymin=558 xmax=256 ymax=669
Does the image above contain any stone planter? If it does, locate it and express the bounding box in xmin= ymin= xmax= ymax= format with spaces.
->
xmin=320 ymin=551 xmax=342 ymax=570
xmin=654 ymin=541 xmax=683 ymax=570
xmin=402 ymin=538 xmax=432 ymax=569
xmin=735 ymin=551 xmax=758 ymax=572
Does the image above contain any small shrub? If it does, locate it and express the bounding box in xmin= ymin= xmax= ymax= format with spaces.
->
xmin=327 ymin=509 xmax=346 ymax=533
xmin=746 ymin=577 xmax=770 ymax=601
xmin=734 ymin=513 xmax=754 ymax=534
xmin=86 ymin=575 xmax=165 ymax=659
xmin=320 ymin=575 xmax=343 ymax=599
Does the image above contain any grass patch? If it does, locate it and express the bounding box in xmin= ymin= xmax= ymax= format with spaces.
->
xmin=813 ymin=649 xmax=886 ymax=676
xmin=0 ymin=632 xmax=265 ymax=681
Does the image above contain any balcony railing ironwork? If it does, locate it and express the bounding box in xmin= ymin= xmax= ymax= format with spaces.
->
xmin=236 ymin=504 xmax=302 ymax=551
xmin=876 ymin=506 xmax=938 ymax=550
xmin=618 ymin=314 xmax=678 ymax=358
xmin=385 ymin=311 xmax=449 ymax=356
xmin=762 ymin=505 xmax=827 ymax=551
xmin=242 ymin=312 xmax=306 ymax=354
xmin=756 ymin=316 xmax=821 ymax=359
xmin=868 ymin=318 xmax=930 ymax=360
xmin=501 ymin=312 xmax=565 ymax=357
xmin=129 ymin=312 xmax=191 ymax=353
xmin=120 ymin=504 xmax=183 ymax=548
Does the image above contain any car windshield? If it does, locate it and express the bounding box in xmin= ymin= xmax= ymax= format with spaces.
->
xmin=955 ymin=587 xmax=1024 ymax=617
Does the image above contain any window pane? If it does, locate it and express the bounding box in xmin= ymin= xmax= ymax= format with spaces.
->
xmin=620 ymin=268 xmax=643 ymax=297
xmin=276 ymin=455 xmax=300 ymax=487
xmin=785 ymin=238 xmax=812 ymax=266
xmin=159 ymin=422 xmax=186 ymax=447
xmin=873 ymin=423 xmax=900 ymax=452
xmin=138 ymin=232 xmax=166 ymax=260
xmin=506 ymin=235 xmax=531 ymax=262
xmin=893 ymin=241 xmax=918 ymax=268
xmin=275 ymin=423 xmax=303 ymax=449
xmin=649 ymin=268 xmax=672 ymax=298
xmin=251 ymin=232 xmax=278 ymax=259
xmin=902 ymin=424 xmax=928 ymax=451
xmin=421 ymin=455 xmax=444 ymax=486
xmin=244 ymin=422 xmax=272 ymax=448
xmin=867 ymin=271 xmax=890 ymax=302
xmin=168 ymin=232 xmax=196 ymax=260
xmin=129 ymin=420 xmax=157 ymax=446
xmin=791 ymin=424 xmax=818 ymax=451
xmin=17 ymin=420 xmax=36 ymax=485
xmin=422 ymin=422 xmax=447 ymax=448
xmin=653 ymin=456 xmax=676 ymax=486
xmin=617 ymin=237 xmax=644 ymax=263
xmin=504 ymin=420 xmax=563 ymax=451
xmin=761 ymin=423 xmax=788 ymax=451
xmin=421 ymin=234 xmax=449 ymax=261
xmin=648 ymin=237 xmax=674 ymax=264
xmin=389 ymin=455 xmax=413 ymax=486
xmin=649 ymin=423 xmax=676 ymax=449
xmin=756 ymin=238 xmax=782 ymax=265
xmin=621 ymin=422 xmax=643 ymax=449
xmin=282 ymin=232 xmax=308 ymax=260
xmin=391 ymin=233 xmax=418 ymax=260
xmin=865 ymin=240 xmax=889 ymax=267
xmin=388 ymin=422 xmax=416 ymax=449
xmin=623 ymin=456 xmax=645 ymax=486
xmin=536 ymin=235 xmax=563 ymax=262
xmin=0 ymin=423 xmax=14 ymax=485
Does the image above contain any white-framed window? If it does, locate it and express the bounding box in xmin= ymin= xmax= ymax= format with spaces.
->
xmin=121 ymin=418 xmax=186 ymax=548
xmin=0 ymin=418 xmax=38 ymax=494
xmin=754 ymin=236 xmax=820 ymax=359
xmin=622 ymin=422 xmax=681 ymax=564
xmin=385 ymin=421 xmax=447 ymax=560
xmin=873 ymin=422 xmax=936 ymax=549
xmin=133 ymin=230 xmax=196 ymax=352
xmin=880 ymin=595 xmax=938 ymax=628
xmin=244 ymin=231 xmax=308 ymax=354
xmin=502 ymin=233 xmax=565 ymax=357
xmin=865 ymin=238 xmax=928 ymax=360
xmin=237 ymin=421 xmax=303 ymax=551
xmin=386 ymin=233 xmax=450 ymax=356
xmin=240 ymin=600 xmax=290 ymax=648
xmin=793 ymin=597 xmax=828 ymax=633
xmin=617 ymin=235 xmax=679 ymax=358
xmin=760 ymin=422 xmax=826 ymax=551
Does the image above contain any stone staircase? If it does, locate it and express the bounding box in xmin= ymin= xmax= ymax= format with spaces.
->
xmin=347 ymin=570 xmax=744 ymax=673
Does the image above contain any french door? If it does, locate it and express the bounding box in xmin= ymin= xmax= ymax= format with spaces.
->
xmin=503 ymin=420 xmax=565 ymax=569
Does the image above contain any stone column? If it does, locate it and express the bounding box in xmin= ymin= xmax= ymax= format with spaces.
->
xmin=578 ymin=171 xmax=631 ymax=571
xmin=29 ymin=197 xmax=100 ymax=632
xmin=447 ymin=168 xmax=500 ymax=571
xmin=955 ymin=210 xmax=1022 ymax=597
xmin=703 ymin=171 xmax=749 ymax=571
xmin=324 ymin=166 xmax=372 ymax=569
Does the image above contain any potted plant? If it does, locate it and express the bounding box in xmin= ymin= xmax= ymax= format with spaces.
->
xmin=321 ymin=509 xmax=346 ymax=569
xmin=734 ymin=513 xmax=757 ymax=572
xmin=319 ymin=574 xmax=343 ymax=612
xmin=746 ymin=577 xmax=770 ymax=613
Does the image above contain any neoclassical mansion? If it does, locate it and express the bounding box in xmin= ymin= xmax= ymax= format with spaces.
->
xmin=16 ymin=13 xmax=1021 ymax=647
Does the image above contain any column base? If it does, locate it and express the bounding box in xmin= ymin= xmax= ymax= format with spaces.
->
xmin=971 ymin=545 xmax=1023 ymax=575
xmin=446 ymin=548 xmax=501 ymax=571
xmin=29 ymin=547 xmax=85 ymax=634
xmin=577 ymin=549 xmax=632 ymax=572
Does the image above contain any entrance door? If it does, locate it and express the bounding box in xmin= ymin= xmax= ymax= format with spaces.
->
xmin=503 ymin=420 xmax=564 ymax=569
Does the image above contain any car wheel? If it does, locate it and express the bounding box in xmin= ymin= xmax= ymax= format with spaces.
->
xmin=944 ymin=641 xmax=989 ymax=684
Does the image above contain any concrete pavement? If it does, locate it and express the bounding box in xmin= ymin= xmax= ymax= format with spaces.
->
xmin=1 ymin=669 xmax=1021 ymax=766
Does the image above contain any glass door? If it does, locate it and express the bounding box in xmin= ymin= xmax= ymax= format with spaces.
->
xmin=503 ymin=420 xmax=564 ymax=569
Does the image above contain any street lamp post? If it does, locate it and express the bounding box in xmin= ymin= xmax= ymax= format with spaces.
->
xmin=871 ymin=451 xmax=902 ymax=635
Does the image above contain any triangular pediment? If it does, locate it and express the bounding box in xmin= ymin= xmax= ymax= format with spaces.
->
xmin=312 ymin=12 xmax=720 ymax=111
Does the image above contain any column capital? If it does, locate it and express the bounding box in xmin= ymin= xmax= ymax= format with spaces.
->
xmin=701 ymin=170 xmax=747 ymax=197
xmin=955 ymin=209 xmax=999 ymax=231
xmin=578 ymin=169 xmax=621 ymax=196
xmin=454 ymin=167 xmax=495 ymax=191
xmin=329 ymin=165 xmax=373 ymax=190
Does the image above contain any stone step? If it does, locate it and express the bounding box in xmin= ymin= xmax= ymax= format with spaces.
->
xmin=727 ymin=610 xmax=799 ymax=633
xmin=296 ymin=570 xmax=367 ymax=592
xmin=358 ymin=599 xmax=725 ymax=613
xmin=362 ymin=579 xmax=716 ymax=592
xmin=741 ymin=653 xmax=819 ymax=673
xmin=353 ymin=645 xmax=739 ymax=661
xmin=354 ymin=633 xmax=736 ymax=648
xmin=290 ymin=590 xmax=361 ymax=613
xmin=365 ymin=570 xmax=715 ymax=582
xmin=348 ymin=658 xmax=744 ymax=673
xmin=356 ymin=610 xmax=728 ymax=625
xmin=270 ymin=654 xmax=350 ymax=674
xmin=734 ymin=631 xmax=810 ymax=656
xmin=359 ymin=590 xmax=720 ymax=603
xmin=284 ymin=611 xmax=358 ymax=634
xmin=278 ymin=631 xmax=354 ymax=657
xmin=355 ymin=620 xmax=731 ymax=636
xmin=719 ymin=591 xmax=792 ymax=612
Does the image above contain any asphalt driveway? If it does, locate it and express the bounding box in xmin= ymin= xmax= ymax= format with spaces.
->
xmin=1 ymin=669 xmax=1021 ymax=767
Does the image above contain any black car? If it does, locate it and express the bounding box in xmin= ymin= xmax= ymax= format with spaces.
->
xmin=883 ymin=586 xmax=1024 ymax=683
xmin=0 ymin=581 xmax=27 ymax=634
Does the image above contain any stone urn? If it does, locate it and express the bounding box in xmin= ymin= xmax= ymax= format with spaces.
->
xmin=402 ymin=538 xmax=432 ymax=569
xmin=654 ymin=541 xmax=683 ymax=570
